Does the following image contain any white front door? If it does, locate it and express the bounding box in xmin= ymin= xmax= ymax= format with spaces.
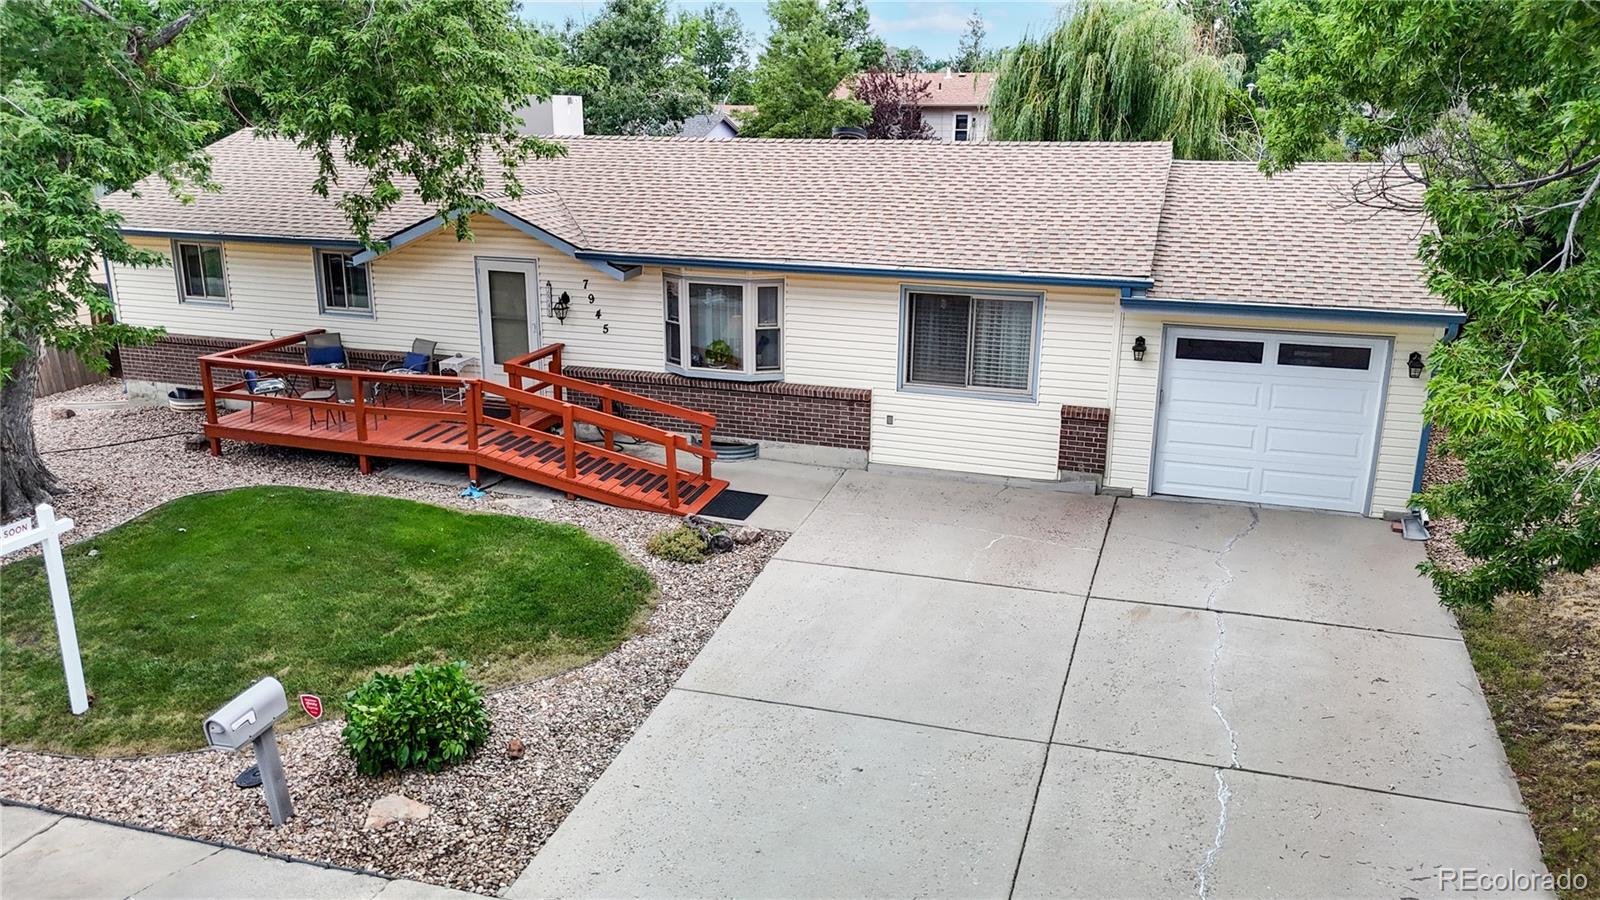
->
xmin=474 ymin=258 xmax=540 ymax=383
xmin=1152 ymin=326 xmax=1390 ymax=513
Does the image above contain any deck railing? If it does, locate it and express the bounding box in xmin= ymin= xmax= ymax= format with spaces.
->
xmin=196 ymin=331 xmax=720 ymax=510
xmin=503 ymin=344 xmax=718 ymax=481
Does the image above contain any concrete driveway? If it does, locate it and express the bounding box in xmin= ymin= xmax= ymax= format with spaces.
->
xmin=507 ymin=469 xmax=1547 ymax=899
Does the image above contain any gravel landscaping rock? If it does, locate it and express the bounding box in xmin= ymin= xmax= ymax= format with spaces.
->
xmin=0 ymin=381 xmax=785 ymax=894
xmin=1421 ymin=428 xmax=1470 ymax=574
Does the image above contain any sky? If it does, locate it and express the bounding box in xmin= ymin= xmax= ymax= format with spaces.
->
xmin=519 ymin=1 xmax=1068 ymax=60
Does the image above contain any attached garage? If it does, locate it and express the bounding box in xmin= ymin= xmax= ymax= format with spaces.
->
xmin=1151 ymin=327 xmax=1390 ymax=514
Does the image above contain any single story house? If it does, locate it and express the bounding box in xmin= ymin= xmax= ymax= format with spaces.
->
xmin=101 ymin=130 xmax=1461 ymax=517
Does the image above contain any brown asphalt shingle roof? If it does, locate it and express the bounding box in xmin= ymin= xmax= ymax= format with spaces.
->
xmin=104 ymin=130 xmax=1173 ymax=283
xmin=1150 ymin=161 xmax=1436 ymax=311
xmin=835 ymin=71 xmax=996 ymax=108
xmin=102 ymin=130 xmax=1449 ymax=311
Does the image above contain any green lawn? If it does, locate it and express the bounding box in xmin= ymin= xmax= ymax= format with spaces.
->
xmin=0 ymin=487 xmax=652 ymax=756
xmin=1458 ymin=570 xmax=1600 ymax=899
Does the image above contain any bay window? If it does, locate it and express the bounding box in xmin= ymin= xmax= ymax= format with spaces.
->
xmin=664 ymin=275 xmax=783 ymax=377
xmin=903 ymin=290 xmax=1039 ymax=398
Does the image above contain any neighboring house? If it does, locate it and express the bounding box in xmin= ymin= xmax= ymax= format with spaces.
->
xmin=100 ymin=131 xmax=1461 ymax=517
xmin=513 ymin=95 xmax=585 ymax=137
xmin=675 ymin=112 xmax=739 ymax=140
xmin=837 ymin=71 xmax=994 ymax=142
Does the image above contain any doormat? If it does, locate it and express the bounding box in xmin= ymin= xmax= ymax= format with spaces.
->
xmin=699 ymin=489 xmax=767 ymax=520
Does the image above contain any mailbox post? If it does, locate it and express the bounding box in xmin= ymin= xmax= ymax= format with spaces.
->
xmin=204 ymin=677 xmax=294 ymax=826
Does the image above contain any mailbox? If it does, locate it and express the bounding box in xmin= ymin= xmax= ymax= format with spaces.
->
xmin=203 ymin=677 xmax=289 ymax=750
xmin=203 ymin=676 xmax=295 ymax=826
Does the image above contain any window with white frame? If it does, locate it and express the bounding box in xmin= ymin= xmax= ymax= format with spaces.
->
xmin=903 ymin=290 xmax=1037 ymax=396
xmin=953 ymin=113 xmax=971 ymax=142
xmin=173 ymin=241 xmax=228 ymax=303
xmin=315 ymin=249 xmax=372 ymax=314
xmin=663 ymin=275 xmax=782 ymax=376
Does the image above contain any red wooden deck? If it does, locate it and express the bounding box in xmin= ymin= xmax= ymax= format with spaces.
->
xmin=201 ymin=335 xmax=728 ymax=516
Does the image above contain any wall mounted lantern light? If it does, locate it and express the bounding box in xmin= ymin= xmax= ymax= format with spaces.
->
xmin=1408 ymin=351 xmax=1425 ymax=378
xmin=553 ymin=291 xmax=571 ymax=323
xmin=1132 ymin=336 xmax=1147 ymax=362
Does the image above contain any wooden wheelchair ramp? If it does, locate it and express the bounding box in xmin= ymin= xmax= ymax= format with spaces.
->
xmin=199 ymin=333 xmax=728 ymax=516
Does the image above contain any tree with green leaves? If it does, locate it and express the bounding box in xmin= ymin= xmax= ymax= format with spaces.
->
xmin=677 ymin=3 xmax=754 ymax=105
xmin=988 ymin=0 xmax=1246 ymax=160
xmin=1259 ymin=0 xmax=1600 ymax=608
xmin=740 ymin=0 xmax=868 ymax=138
xmin=822 ymin=0 xmax=885 ymax=69
xmin=953 ymin=8 xmax=991 ymax=71
xmin=565 ymin=0 xmax=708 ymax=134
xmin=885 ymin=45 xmax=934 ymax=72
xmin=0 ymin=0 xmax=579 ymax=517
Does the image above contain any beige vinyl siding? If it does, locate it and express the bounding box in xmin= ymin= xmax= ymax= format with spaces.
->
xmin=113 ymin=235 xmax=484 ymax=355
xmin=925 ymin=108 xmax=990 ymax=142
xmin=110 ymin=218 xmax=669 ymax=371
xmin=786 ymin=277 xmax=1118 ymax=479
xmin=1105 ymin=309 xmax=1443 ymax=516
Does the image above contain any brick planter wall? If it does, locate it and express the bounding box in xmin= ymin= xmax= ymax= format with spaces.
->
xmin=1059 ymin=404 xmax=1110 ymax=476
xmin=564 ymin=366 xmax=872 ymax=450
xmin=121 ymin=334 xmax=408 ymax=387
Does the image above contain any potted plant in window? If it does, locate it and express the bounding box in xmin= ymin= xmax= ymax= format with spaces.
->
xmin=703 ymin=339 xmax=737 ymax=369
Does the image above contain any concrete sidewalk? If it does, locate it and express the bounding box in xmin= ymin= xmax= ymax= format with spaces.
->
xmin=508 ymin=468 xmax=1547 ymax=898
xmin=1 ymin=803 xmax=485 ymax=900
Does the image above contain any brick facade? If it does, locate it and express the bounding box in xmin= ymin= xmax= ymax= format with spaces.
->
xmin=121 ymin=334 xmax=408 ymax=387
xmin=1058 ymin=404 xmax=1110 ymax=476
xmin=564 ymin=366 xmax=872 ymax=450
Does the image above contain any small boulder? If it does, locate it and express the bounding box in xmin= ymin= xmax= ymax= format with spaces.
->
xmin=182 ymin=435 xmax=210 ymax=452
xmin=365 ymin=793 xmax=432 ymax=830
xmin=506 ymin=738 xmax=526 ymax=760
xmin=683 ymin=514 xmax=706 ymax=529
xmin=733 ymin=526 xmax=762 ymax=545
xmin=709 ymin=532 xmax=735 ymax=553
xmin=50 ymin=407 xmax=76 ymax=420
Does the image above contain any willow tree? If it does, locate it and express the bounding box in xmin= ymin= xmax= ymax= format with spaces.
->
xmin=989 ymin=0 xmax=1245 ymax=159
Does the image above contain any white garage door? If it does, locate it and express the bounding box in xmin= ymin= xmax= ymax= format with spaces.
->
xmin=1152 ymin=327 xmax=1390 ymax=513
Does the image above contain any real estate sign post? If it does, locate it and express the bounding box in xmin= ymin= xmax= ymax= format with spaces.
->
xmin=0 ymin=504 xmax=89 ymax=715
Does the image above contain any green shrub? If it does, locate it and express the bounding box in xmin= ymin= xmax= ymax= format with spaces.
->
xmin=341 ymin=662 xmax=492 ymax=776
xmin=646 ymin=526 xmax=708 ymax=564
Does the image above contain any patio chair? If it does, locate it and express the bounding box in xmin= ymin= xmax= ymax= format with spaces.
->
xmin=381 ymin=339 xmax=438 ymax=376
xmin=305 ymin=332 xmax=347 ymax=369
xmin=378 ymin=339 xmax=438 ymax=405
xmin=242 ymin=369 xmax=292 ymax=422
xmin=322 ymin=376 xmax=378 ymax=430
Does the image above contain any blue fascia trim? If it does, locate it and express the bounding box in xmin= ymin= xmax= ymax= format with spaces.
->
xmin=1412 ymin=320 xmax=1464 ymax=495
xmin=1124 ymin=296 xmax=1467 ymax=326
xmin=574 ymin=252 xmax=1152 ymax=291
xmin=484 ymin=209 xmax=637 ymax=282
xmin=123 ymin=229 xmax=361 ymax=250
xmin=349 ymin=215 xmax=448 ymax=264
xmin=349 ymin=208 xmax=638 ymax=282
xmin=1412 ymin=422 xmax=1433 ymax=497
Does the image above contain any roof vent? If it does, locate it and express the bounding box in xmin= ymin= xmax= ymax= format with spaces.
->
xmin=832 ymin=126 xmax=867 ymax=140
